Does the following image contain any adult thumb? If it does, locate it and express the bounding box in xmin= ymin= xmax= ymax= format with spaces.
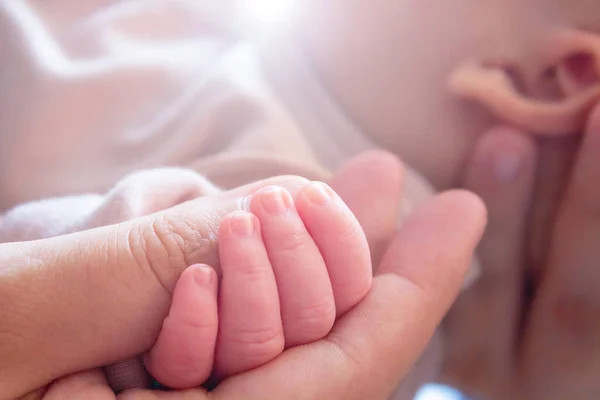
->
xmin=0 ymin=175 xmax=309 ymax=400
xmin=330 ymin=150 xmax=403 ymax=267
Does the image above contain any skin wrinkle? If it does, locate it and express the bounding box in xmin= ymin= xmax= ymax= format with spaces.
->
xmin=136 ymin=216 xmax=191 ymax=296
xmin=1 ymin=1 xmax=600 ymax=397
xmin=111 ymin=225 xmax=149 ymax=299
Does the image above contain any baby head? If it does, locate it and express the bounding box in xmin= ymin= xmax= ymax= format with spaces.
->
xmin=295 ymin=0 xmax=600 ymax=189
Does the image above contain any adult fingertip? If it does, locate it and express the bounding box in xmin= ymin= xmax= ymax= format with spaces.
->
xmin=434 ymin=189 xmax=488 ymax=240
xmin=332 ymin=150 xmax=403 ymax=198
xmin=472 ymin=127 xmax=537 ymax=184
xmin=440 ymin=190 xmax=488 ymax=290
xmin=330 ymin=150 xmax=404 ymax=267
xmin=346 ymin=150 xmax=404 ymax=177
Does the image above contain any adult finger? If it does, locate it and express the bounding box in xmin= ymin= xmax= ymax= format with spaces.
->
xmin=329 ymin=150 xmax=403 ymax=267
xmin=443 ymin=128 xmax=537 ymax=397
xmin=212 ymin=190 xmax=486 ymax=400
xmin=522 ymin=103 xmax=600 ymax=399
xmin=528 ymin=136 xmax=578 ymax=275
xmin=0 ymin=175 xmax=310 ymax=399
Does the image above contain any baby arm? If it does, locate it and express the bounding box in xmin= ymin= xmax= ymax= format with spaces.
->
xmin=145 ymin=183 xmax=373 ymax=389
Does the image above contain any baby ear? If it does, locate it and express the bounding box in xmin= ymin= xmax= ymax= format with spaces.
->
xmin=448 ymin=29 xmax=600 ymax=136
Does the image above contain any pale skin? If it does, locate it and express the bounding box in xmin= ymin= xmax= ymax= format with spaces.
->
xmin=1 ymin=152 xmax=487 ymax=400
xmin=145 ymin=182 xmax=374 ymax=389
xmin=109 ymin=108 xmax=600 ymax=400
xmin=5 ymin=0 xmax=600 ymax=397
xmin=442 ymin=103 xmax=600 ymax=400
xmin=13 ymin=106 xmax=600 ymax=400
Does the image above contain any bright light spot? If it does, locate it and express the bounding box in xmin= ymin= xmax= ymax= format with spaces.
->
xmin=235 ymin=0 xmax=297 ymax=33
xmin=414 ymin=384 xmax=465 ymax=400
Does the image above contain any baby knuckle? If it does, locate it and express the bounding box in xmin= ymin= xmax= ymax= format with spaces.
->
xmin=127 ymin=215 xmax=216 ymax=293
xmin=235 ymin=260 xmax=272 ymax=283
xmin=227 ymin=325 xmax=285 ymax=358
xmin=336 ymin=219 xmax=365 ymax=248
xmin=173 ymin=313 xmax=217 ymax=333
xmin=277 ymin=231 xmax=313 ymax=254
xmin=337 ymin=272 xmax=373 ymax=304
xmin=294 ymin=299 xmax=336 ymax=338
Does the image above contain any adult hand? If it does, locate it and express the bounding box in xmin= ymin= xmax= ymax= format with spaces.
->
xmin=443 ymin=104 xmax=600 ymax=399
xmin=2 ymin=152 xmax=486 ymax=400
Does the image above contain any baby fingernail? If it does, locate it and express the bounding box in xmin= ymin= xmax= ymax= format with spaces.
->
xmin=304 ymin=182 xmax=334 ymax=206
xmin=257 ymin=186 xmax=292 ymax=215
xmin=229 ymin=211 xmax=257 ymax=237
xmin=193 ymin=265 xmax=214 ymax=286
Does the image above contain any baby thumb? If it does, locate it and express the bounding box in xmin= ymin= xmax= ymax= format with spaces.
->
xmin=0 ymin=176 xmax=308 ymax=400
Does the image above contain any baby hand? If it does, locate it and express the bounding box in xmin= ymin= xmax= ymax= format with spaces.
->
xmin=144 ymin=182 xmax=373 ymax=389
